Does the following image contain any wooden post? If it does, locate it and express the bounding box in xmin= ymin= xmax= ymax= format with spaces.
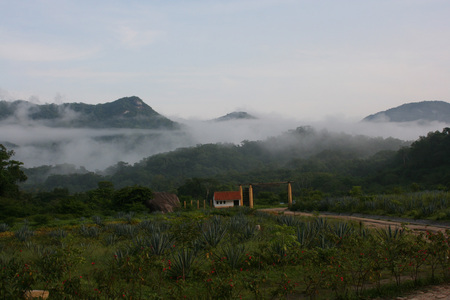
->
xmin=184 ymin=201 xmax=186 ymax=209
xmin=197 ymin=200 xmax=200 ymax=209
xmin=288 ymin=182 xmax=292 ymax=207
xmin=249 ymin=184 xmax=254 ymax=209
xmin=190 ymin=200 xmax=193 ymax=207
xmin=239 ymin=185 xmax=243 ymax=206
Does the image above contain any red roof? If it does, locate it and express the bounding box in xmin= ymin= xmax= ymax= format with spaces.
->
xmin=213 ymin=191 xmax=241 ymax=201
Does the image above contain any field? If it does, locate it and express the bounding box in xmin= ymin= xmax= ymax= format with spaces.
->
xmin=1 ymin=207 xmax=450 ymax=299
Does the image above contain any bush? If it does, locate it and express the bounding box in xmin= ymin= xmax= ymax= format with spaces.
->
xmin=33 ymin=214 xmax=51 ymax=226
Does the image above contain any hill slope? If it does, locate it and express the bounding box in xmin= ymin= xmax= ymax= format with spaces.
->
xmin=362 ymin=101 xmax=450 ymax=123
xmin=0 ymin=96 xmax=180 ymax=129
xmin=213 ymin=111 xmax=257 ymax=122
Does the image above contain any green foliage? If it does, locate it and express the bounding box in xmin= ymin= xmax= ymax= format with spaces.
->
xmin=1 ymin=210 xmax=450 ymax=298
xmin=0 ymin=144 xmax=27 ymax=197
xmin=113 ymin=185 xmax=152 ymax=210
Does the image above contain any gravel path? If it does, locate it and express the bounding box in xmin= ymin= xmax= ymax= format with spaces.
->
xmin=259 ymin=207 xmax=450 ymax=233
xmin=385 ymin=283 xmax=450 ymax=300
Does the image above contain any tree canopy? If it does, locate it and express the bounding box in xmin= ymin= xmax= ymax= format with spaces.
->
xmin=0 ymin=144 xmax=27 ymax=197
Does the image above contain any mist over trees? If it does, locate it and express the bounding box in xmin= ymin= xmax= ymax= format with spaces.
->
xmin=2 ymin=94 xmax=450 ymax=219
xmin=1 ymin=127 xmax=450 ymax=223
xmin=21 ymin=126 xmax=409 ymax=195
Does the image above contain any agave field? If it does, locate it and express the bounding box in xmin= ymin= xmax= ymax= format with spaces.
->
xmin=1 ymin=207 xmax=450 ymax=299
xmin=292 ymin=190 xmax=450 ymax=221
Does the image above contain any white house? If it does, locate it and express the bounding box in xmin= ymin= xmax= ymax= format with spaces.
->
xmin=213 ymin=191 xmax=241 ymax=208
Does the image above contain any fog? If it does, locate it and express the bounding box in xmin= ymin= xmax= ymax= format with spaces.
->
xmin=1 ymin=111 xmax=448 ymax=171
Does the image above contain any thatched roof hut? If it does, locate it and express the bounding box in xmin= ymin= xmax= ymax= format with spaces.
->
xmin=145 ymin=192 xmax=180 ymax=213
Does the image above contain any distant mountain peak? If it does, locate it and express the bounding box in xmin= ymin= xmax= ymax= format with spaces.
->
xmin=0 ymin=96 xmax=180 ymax=129
xmin=213 ymin=111 xmax=257 ymax=122
xmin=362 ymin=100 xmax=450 ymax=123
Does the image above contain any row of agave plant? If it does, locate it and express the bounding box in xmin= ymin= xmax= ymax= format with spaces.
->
xmin=1 ymin=209 xmax=450 ymax=299
xmin=293 ymin=190 xmax=450 ymax=220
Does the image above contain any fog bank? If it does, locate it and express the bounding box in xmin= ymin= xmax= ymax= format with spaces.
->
xmin=1 ymin=115 xmax=448 ymax=171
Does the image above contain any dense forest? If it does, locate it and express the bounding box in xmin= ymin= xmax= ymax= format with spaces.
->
xmin=1 ymin=127 xmax=450 ymax=223
xmin=21 ymin=126 xmax=407 ymax=193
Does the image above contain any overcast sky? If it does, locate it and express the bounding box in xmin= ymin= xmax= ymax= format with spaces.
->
xmin=1 ymin=0 xmax=449 ymax=121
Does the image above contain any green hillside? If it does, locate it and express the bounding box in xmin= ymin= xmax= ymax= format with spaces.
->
xmin=363 ymin=100 xmax=450 ymax=123
xmin=0 ymin=96 xmax=180 ymax=129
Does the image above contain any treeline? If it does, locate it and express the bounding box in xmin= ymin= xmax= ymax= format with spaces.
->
xmin=22 ymin=126 xmax=407 ymax=194
xmin=2 ymin=127 xmax=450 ymax=223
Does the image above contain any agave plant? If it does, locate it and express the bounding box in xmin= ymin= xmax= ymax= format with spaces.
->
xmin=332 ymin=222 xmax=354 ymax=241
xmin=296 ymin=223 xmax=317 ymax=248
xmin=103 ymin=234 xmax=118 ymax=246
xmin=0 ymin=223 xmax=10 ymax=233
xmin=241 ymin=224 xmax=258 ymax=240
xmin=92 ymin=215 xmax=103 ymax=226
xmin=14 ymin=225 xmax=34 ymax=242
xmin=48 ymin=228 xmax=67 ymax=239
xmin=109 ymin=223 xmax=137 ymax=238
xmin=376 ymin=225 xmax=404 ymax=243
xmin=140 ymin=220 xmax=169 ymax=234
xmin=169 ymin=248 xmax=196 ymax=280
xmin=229 ymin=214 xmax=249 ymax=232
xmin=149 ymin=232 xmax=173 ymax=256
xmin=217 ymin=244 xmax=246 ymax=269
xmin=278 ymin=215 xmax=301 ymax=227
xmin=113 ymin=248 xmax=131 ymax=265
xmin=200 ymin=222 xmax=227 ymax=248
xmin=79 ymin=224 xmax=100 ymax=238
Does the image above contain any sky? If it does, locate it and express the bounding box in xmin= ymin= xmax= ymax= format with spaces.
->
xmin=1 ymin=0 xmax=450 ymax=121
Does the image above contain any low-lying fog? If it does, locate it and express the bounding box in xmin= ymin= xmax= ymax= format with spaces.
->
xmin=1 ymin=115 xmax=448 ymax=171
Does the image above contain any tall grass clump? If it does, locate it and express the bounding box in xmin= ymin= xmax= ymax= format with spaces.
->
xmin=14 ymin=225 xmax=34 ymax=242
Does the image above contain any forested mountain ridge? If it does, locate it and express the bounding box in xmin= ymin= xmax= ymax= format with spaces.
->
xmin=362 ymin=100 xmax=450 ymax=123
xmin=0 ymin=96 xmax=180 ymax=129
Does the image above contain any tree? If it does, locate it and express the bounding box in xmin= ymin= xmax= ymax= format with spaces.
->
xmin=0 ymin=144 xmax=27 ymax=197
xmin=177 ymin=178 xmax=218 ymax=201
xmin=113 ymin=185 xmax=153 ymax=210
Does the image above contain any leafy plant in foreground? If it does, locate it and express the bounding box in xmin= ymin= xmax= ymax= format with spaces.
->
xmin=169 ymin=248 xmax=196 ymax=280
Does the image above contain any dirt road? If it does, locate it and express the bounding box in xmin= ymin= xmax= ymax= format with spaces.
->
xmin=259 ymin=207 xmax=450 ymax=233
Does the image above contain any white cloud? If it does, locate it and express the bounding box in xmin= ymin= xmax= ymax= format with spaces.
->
xmin=0 ymin=40 xmax=99 ymax=62
xmin=0 ymin=29 xmax=99 ymax=62
xmin=115 ymin=25 xmax=163 ymax=49
xmin=26 ymin=68 xmax=143 ymax=80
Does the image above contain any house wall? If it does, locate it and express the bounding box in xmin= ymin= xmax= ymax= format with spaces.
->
xmin=213 ymin=200 xmax=234 ymax=208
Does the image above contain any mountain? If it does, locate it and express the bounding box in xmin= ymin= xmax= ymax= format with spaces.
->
xmin=213 ymin=111 xmax=257 ymax=122
xmin=0 ymin=96 xmax=180 ymax=129
xmin=362 ymin=101 xmax=450 ymax=123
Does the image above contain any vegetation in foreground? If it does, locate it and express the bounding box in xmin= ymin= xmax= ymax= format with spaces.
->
xmin=1 ymin=208 xmax=450 ymax=299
